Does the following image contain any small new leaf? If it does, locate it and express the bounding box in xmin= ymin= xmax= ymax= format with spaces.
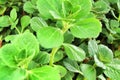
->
xmin=10 ymin=8 xmax=17 ymax=21
xmin=21 ymin=15 xmax=31 ymax=30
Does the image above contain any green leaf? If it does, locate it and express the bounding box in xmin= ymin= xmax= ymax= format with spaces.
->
xmin=63 ymin=44 xmax=86 ymax=61
xmin=93 ymin=0 xmax=110 ymax=13
xmin=54 ymin=50 xmax=64 ymax=62
xmin=0 ymin=66 xmax=14 ymax=80
xmin=37 ymin=27 xmax=64 ymax=48
xmin=5 ymin=35 xmax=18 ymax=42
xmin=13 ymin=31 xmax=39 ymax=56
xmin=37 ymin=0 xmax=62 ymax=19
xmin=29 ymin=66 xmax=60 ymax=80
xmin=64 ymin=31 xmax=74 ymax=43
xmin=98 ymin=44 xmax=113 ymax=63
xmin=76 ymin=75 xmax=84 ymax=80
xmin=10 ymin=8 xmax=17 ymax=21
xmin=110 ymin=20 xmax=119 ymax=29
xmin=70 ymin=0 xmax=92 ymax=19
xmin=81 ymin=64 xmax=96 ymax=80
xmin=54 ymin=65 xmax=67 ymax=77
xmin=0 ymin=44 xmax=20 ymax=67
xmin=70 ymin=18 xmax=102 ymax=38
xmin=107 ymin=0 xmax=118 ymax=3
xmin=0 ymin=67 xmax=26 ymax=80
xmin=0 ymin=0 xmax=7 ymax=4
xmin=94 ymin=55 xmax=106 ymax=69
xmin=115 ymin=50 xmax=120 ymax=59
xmin=36 ymin=51 xmax=50 ymax=64
xmin=98 ymin=74 xmax=106 ymax=80
xmin=0 ymin=16 xmax=10 ymax=27
xmin=23 ymin=1 xmax=36 ymax=13
xmin=30 ymin=17 xmax=48 ymax=32
xmin=88 ymin=39 xmax=98 ymax=57
xmin=104 ymin=63 xmax=120 ymax=80
xmin=10 ymin=19 xmax=18 ymax=29
xmin=21 ymin=15 xmax=31 ymax=30
xmin=0 ymin=6 xmax=6 ymax=15
xmin=63 ymin=58 xmax=82 ymax=74
xmin=62 ymin=71 xmax=74 ymax=80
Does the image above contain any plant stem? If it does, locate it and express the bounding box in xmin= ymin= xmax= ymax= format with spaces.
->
xmin=15 ymin=27 xmax=21 ymax=34
xmin=49 ymin=47 xmax=59 ymax=66
xmin=62 ymin=21 xmax=70 ymax=34
xmin=49 ymin=21 xmax=70 ymax=66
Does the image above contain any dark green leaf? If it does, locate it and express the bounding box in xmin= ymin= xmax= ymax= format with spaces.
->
xmin=64 ymin=31 xmax=74 ymax=43
xmin=76 ymin=75 xmax=84 ymax=80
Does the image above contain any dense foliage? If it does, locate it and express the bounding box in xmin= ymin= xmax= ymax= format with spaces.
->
xmin=0 ymin=0 xmax=120 ymax=80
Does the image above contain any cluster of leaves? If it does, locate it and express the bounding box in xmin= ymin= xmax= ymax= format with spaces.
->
xmin=0 ymin=0 xmax=120 ymax=80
